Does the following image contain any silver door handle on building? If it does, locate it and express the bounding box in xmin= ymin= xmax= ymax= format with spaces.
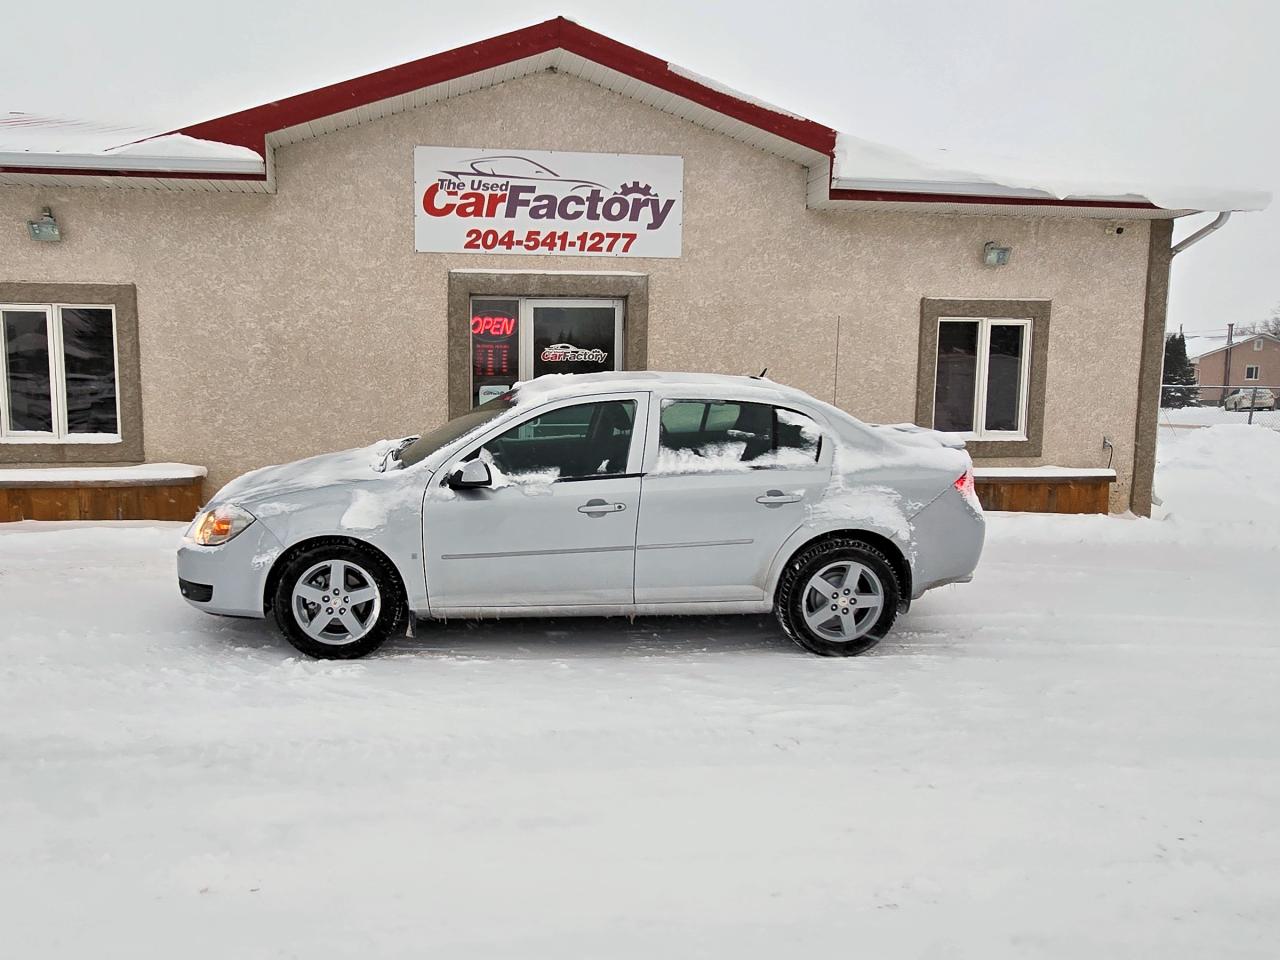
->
xmin=756 ymin=490 xmax=803 ymax=507
xmin=578 ymin=499 xmax=627 ymax=517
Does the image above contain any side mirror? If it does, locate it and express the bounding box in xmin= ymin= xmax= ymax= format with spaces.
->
xmin=447 ymin=459 xmax=493 ymax=489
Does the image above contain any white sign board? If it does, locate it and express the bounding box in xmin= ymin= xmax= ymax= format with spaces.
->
xmin=414 ymin=146 xmax=683 ymax=257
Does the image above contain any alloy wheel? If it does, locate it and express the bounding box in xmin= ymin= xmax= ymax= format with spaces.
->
xmin=801 ymin=560 xmax=885 ymax=643
xmin=290 ymin=559 xmax=382 ymax=645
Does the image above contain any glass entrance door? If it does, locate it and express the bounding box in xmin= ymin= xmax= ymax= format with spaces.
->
xmin=523 ymin=299 xmax=623 ymax=380
xmin=469 ymin=297 xmax=624 ymax=407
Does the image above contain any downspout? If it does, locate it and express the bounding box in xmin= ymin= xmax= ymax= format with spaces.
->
xmin=1171 ymin=211 xmax=1231 ymax=256
xmin=1134 ymin=210 xmax=1233 ymax=515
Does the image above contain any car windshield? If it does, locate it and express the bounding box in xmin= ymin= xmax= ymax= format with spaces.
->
xmin=399 ymin=392 xmax=517 ymax=467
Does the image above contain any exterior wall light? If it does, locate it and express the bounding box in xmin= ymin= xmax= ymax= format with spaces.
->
xmin=983 ymin=241 xmax=1010 ymax=266
xmin=27 ymin=207 xmax=61 ymax=242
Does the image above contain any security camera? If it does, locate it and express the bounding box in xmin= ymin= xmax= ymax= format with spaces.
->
xmin=1105 ymin=222 xmax=1126 ymax=236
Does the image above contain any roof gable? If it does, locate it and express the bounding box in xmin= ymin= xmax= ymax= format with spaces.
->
xmin=1187 ymin=332 xmax=1280 ymax=360
xmin=178 ymin=18 xmax=835 ymax=160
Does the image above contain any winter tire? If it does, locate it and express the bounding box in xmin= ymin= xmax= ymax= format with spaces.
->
xmin=774 ymin=537 xmax=901 ymax=656
xmin=273 ymin=542 xmax=405 ymax=659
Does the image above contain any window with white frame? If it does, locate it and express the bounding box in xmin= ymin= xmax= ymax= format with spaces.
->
xmin=1 ymin=304 xmax=120 ymax=440
xmin=1245 ymin=364 xmax=1260 ymax=381
xmin=933 ymin=317 xmax=1032 ymax=439
xmin=1253 ymin=338 xmax=1264 ymax=351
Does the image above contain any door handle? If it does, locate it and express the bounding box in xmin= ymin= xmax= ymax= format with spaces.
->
xmin=756 ymin=489 xmax=803 ymax=507
xmin=578 ymin=498 xmax=627 ymax=517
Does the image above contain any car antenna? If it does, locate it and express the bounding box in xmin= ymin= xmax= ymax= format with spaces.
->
xmin=752 ymin=367 xmax=768 ymax=379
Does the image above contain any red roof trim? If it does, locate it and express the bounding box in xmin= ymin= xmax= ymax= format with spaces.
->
xmin=0 ymin=164 xmax=267 ymax=182
xmin=176 ymin=17 xmax=837 ymax=156
xmin=828 ymin=184 xmax=1162 ymax=211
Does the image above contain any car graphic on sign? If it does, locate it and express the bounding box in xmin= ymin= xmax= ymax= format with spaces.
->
xmin=440 ymin=155 xmax=608 ymax=192
xmin=540 ymin=343 xmax=608 ymax=363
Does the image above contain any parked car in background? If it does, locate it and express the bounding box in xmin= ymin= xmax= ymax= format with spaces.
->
xmin=177 ymin=372 xmax=985 ymax=660
xmin=1223 ymin=387 xmax=1276 ymax=412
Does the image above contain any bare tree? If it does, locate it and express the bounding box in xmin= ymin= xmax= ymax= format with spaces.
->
xmin=1235 ymin=304 xmax=1280 ymax=339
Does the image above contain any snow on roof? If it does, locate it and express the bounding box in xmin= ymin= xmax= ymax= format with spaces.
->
xmin=0 ymin=17 xmax=1268 ymax=213
xmin=0 ymin=112 xmax=263 ymax=174
xmin=1184 ymin=335 xmax=1229 ymax=360
xmin=1185 ymin=332 xmax=1280 ymax=360
xmin=832 ymin=133 xmax=1270 ymax=213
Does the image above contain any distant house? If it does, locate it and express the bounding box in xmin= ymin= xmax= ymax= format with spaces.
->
xmin=1187 ymin=333 xmax=1280 ymax=403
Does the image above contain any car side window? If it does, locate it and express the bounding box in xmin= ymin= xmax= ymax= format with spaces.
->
xmin=477 ymin=399 xmax=636 ymax=481
xmin=657 ymin=400 xmax=822 ymax=469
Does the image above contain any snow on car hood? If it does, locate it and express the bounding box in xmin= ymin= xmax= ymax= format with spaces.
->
xmin=209 ymin=438 xmax=417 ymax=509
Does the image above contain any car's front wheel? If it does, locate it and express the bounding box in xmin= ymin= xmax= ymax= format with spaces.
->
xmin=775 ymin=537 xmax=901 ymax=656
xmin=272 ymin=542 xmax=405 ymax=659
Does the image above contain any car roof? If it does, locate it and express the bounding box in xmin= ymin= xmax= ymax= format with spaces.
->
xmin=515 ymin=370 xmax=819 ymax=406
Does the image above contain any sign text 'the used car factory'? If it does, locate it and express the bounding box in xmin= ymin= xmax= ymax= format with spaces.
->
xmin=414 ymin=147 xmax=684 ymax=257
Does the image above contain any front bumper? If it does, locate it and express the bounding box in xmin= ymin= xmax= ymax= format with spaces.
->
xmin=176 ymin=519 xmax=285 ymax=618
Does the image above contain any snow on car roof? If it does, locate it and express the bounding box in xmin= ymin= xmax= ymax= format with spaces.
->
xmin=513 ymin=370 xmax=821 ymax=404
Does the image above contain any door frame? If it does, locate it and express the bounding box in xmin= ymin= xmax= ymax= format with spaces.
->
xmin=447 ymin=271 xmax=649 ymax=418
xmin=518 ymin=297 xmax=625 ymax=381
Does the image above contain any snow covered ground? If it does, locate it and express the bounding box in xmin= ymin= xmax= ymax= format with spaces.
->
xmin=1160 ymin=404 xmax=1279 ymax=428
xmin=3 ymin=425 xmax=1279 ymax=958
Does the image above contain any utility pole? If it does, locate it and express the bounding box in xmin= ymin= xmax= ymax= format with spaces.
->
xmin=1222 ymin=322 xmax=1234 ymax=406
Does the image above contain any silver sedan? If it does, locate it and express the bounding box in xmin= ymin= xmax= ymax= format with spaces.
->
xmin=178 ymin=372 xmax=984 ymax=658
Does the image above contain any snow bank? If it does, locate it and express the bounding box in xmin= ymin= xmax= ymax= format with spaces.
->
xmin=1153 ymin=424 xmax=1280 ymax=530
xmin=1160 ymin=406 xmax=1280 ymax=428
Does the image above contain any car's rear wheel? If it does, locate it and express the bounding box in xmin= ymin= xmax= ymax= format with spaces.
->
xmin=273 ymin=543 xmax=405 ymax=659
xmin=775 ymin=537 xmax=901 ymax=656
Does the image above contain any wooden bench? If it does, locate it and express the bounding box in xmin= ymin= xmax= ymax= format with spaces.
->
xmin=973 ymin=467 xmax=1115 ymax=514
xmin=0 ymin=464 xmax=206 ymax=522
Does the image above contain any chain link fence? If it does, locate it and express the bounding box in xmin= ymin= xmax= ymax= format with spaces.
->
xmin=1160 ymin=383 xmax=1280 ymax=429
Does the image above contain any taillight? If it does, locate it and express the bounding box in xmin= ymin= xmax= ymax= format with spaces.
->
xmin=954 ymin=469 xmax=982 ymax=511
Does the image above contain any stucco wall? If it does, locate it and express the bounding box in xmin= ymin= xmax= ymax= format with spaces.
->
xmin=0 ymin=71 xmax=1151 ymax=508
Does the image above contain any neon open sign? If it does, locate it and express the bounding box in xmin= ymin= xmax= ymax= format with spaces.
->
xmin=471 ymin=314 xmax=517 ymax=339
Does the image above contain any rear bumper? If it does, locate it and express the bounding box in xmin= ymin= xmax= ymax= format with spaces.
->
xmin=909 ymin=492 xmax=985 ymax=598
xmin=175 ymin=521 xmax=284 ymax=618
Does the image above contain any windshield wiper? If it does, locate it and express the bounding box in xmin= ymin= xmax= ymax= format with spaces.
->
xmin=376 ymin=436 xmax=419 ymax=473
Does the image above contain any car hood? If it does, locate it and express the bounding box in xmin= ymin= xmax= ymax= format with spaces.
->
xmin=209 ymin=439 xmax=417 ymax=509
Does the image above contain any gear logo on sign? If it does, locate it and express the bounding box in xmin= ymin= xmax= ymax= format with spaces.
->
xmin=540 ymin=343 xmax=608 ymax=363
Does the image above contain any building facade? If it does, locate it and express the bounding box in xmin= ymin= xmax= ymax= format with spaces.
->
xmin=0 ymin=18 xmax=1260 ymax=515
xmin=1191 ymin=334 xmax=1280 ymax=403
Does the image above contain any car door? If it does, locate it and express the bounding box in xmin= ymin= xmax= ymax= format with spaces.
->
xmin=423 ymin=392 xmax=648 ymax=611
xmin=634 ymin=398 xmax=832 ymax=603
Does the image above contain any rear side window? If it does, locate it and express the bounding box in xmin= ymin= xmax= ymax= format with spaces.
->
xmin=657 ymin=400 xmax=821 ymax=471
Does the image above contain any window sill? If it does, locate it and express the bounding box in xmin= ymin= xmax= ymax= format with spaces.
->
xmin=943 ymin=432 xmax=1029 ymax=443
xmin=0 ymin=434 xmax=122 ymax=445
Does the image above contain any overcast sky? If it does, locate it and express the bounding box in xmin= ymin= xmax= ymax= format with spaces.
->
xmin=4 ymin=0 xmax=1274 ymax=336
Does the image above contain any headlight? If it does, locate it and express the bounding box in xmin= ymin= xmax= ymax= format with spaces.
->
xmin=187 ymin=504 xmax=256 ymax=545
